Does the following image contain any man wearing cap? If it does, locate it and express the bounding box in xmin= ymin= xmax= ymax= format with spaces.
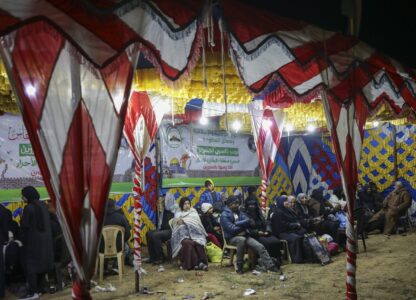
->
xmin=145 ymin=191 xmax=177 ymax=264
xmin=220 ymin=195 xmax=281 ymax=274
xmin=198 ymin=179 xmax=222 ymax=211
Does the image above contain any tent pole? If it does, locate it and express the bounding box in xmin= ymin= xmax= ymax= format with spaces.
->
xmin=321 ymin=91 xmax=358 ymax=300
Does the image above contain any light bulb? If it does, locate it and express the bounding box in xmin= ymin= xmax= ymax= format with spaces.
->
xmin=307 ymin=124 xmax=316 ymax=132
xmin=232 ymin=120 xmax=242 ymax=132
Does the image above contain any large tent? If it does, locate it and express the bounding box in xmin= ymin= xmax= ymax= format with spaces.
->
xmin=0 ymin=1 xmax=415 ymax=299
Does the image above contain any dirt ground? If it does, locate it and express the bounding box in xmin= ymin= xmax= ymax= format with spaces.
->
xmin=8 ymin=232 xmax=416 ymax=300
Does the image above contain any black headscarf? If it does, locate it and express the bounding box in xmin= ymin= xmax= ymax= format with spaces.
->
xmin=22 ymin=186 xmax=45 ymax=231
xmin=22 ymin=186 xmax=40 ymax=203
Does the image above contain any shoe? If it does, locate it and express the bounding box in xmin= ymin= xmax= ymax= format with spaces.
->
xmin=236 ymin=268 xmax=244 ymax=274
xmin=198 ymin=262 xmax=208 ymax=271
xmin=19 ymin=293 xmax=39 ymax=300
xmin=236 ymin=263 xmax=244 ymax=274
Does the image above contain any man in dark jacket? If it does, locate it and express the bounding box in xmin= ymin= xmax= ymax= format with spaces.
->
xmin=145 ymin=192 xmax=176 ymax=264
xmin=0 ymin=204 xmax=11 ymax=299
xmin=103 ymin=200 xmax=131 ymax=253
xmin=19 ymin=186 xmax=54 ymax=300
xmin=220 ymin=195 xmax=280 ymax=274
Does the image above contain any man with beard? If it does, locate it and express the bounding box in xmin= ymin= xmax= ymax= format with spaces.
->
xmin=220 ymin=195 xmax=280 ymax=274
xmin=367 ymin=181 xmax=412 ymax=235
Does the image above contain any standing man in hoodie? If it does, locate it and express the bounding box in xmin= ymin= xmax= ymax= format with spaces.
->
xmin=197 ymin=179 xmax=222 ymax=211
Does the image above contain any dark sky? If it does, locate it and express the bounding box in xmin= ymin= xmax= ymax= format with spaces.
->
xmin=240 ymin=0 xmax=416 ymax=68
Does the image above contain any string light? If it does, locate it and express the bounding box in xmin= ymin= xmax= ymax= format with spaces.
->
xmin=232 ymin=120 xmax=242 ymax=132
xmin=307 ymin=124 xmax=316 ymax=132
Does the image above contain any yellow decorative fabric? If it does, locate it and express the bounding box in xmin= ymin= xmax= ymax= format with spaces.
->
xmin=108 ymin=194 xmax=155 ymax=247
xmin=358 ymin=124 xmax=395 ymax=191
xmin=267 ymin=164 xmax=293 ymax=206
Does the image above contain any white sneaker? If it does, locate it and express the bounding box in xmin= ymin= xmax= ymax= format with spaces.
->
xmin=19 ymin=293 xmax=39 ymax=300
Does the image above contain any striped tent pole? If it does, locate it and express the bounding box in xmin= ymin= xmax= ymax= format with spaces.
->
xmin=321 ymin=91 xmax=367 ymax=300
xmin=132 ymin=162 xmax=143 ymax=292
xmin=344 ymin=184 xmax=357 ymax=300
xmin=260 ymin=175 xmax=268 ymax=209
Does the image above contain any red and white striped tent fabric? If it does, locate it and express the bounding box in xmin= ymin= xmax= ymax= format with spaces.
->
xmin=123 ymin=91 xmax=169 ymax=288
xmin=1 ymin=1 xmax=415 ymax=299
xmin=248 ymin=102 xmax=285 ymax=208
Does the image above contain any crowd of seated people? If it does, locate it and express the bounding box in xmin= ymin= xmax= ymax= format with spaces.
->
xmin=1 ymin=180 xmax=412 ymax=298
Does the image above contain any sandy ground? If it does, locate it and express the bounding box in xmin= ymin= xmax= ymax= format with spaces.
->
xmin=6 ymin=232 xmax=416 ymax=300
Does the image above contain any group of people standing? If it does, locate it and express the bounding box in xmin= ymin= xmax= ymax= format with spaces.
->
xmin=0 ymin=186 xmax=67 ymax=300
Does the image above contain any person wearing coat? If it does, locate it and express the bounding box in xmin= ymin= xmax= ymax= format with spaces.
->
xmin=199 ymin=203 xmax=223 ymax=248
xmin=196 ymin=179 xmax=222 ymax=211
xmin=269 ymin=196 xmax=307 ymax=264
xmin=146 ymin=192 xmax=176 ymax=264
xmin=220 ymin=195 xmax=280 ymax=274
xmin=368 ymin=181 xmax=412 ymax=235
xmin=244 ymin=187 xmax=282 ymax=262
xmin=0 ymin=204 xmax=11 ymax=299
xmin=308 ymin=189 xmax=340 ymax=243
xmin=19 ymin=186 xmax=54 ymax=300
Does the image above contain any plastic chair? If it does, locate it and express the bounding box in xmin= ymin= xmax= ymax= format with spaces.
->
xmin=220 ymin=226 xmax=256 ymax=269
xmin=396 ymin=209 xmax=414 ymax=234
xmin=279 ymin=239 xmax=292 ymax=264
xmin=96 ymin=225 xmax=125 ymax=282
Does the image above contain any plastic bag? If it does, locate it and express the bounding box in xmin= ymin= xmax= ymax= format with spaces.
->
xmin=205 ymin=242 xmax=223 ymax=263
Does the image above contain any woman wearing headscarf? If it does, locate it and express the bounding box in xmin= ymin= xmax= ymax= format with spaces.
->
xmin=309 ymin=189 xmax=340 ymax=244
xmin=269 ymin=196 xmax=307 ymax=263
xmin=19 ymin=186 xmax=54 ymax=300
xmin=171 ymin=197 xmax=208 ymax=271
xmin=244 ymin=187 xmax=282 ymax=263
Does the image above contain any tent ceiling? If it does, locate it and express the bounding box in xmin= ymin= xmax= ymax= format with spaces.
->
xmin=1 ymin=55 xmax=413 ymax=133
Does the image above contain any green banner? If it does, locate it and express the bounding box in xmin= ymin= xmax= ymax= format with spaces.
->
xmin=162 ymin=176 xmax=261 ymax=188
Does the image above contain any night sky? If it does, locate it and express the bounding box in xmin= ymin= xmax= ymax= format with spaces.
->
xmin=240 ymin=0 xmax=416 ymax=68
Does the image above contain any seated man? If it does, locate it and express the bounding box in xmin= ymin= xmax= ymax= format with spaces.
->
xmin=367 ymin=181 xmax=412 ymax=235
xmin=220 ymin=195 xmax=280 ymax=274
xmin=102 ymin=200 xmax=131 ymax=267
xmin=197 ymin=179 xmax=222 ymax=212
xmin=361 ymin=182 xmax=384 ymax=213
xmin=145 ymin=192 xmax=176 ymax=264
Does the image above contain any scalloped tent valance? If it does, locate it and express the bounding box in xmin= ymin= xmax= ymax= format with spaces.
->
xmin=0 ymin=0 xmax=415 ymax=117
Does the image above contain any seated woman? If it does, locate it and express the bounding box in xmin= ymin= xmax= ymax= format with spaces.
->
xmin=309 ymin=189 xmax=340 ymax=243
xmin=171 ymin=197 xmax=208 ymax=271
xmin=244 ymin=190 xmax=282 ymax=263
xmin=293 ymin=193 xmax=322 ymax=232
xmin=200 ymin=203 xmax=223 ymax=248
xmin=269 ymin=196 xmax=307 ymax=263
